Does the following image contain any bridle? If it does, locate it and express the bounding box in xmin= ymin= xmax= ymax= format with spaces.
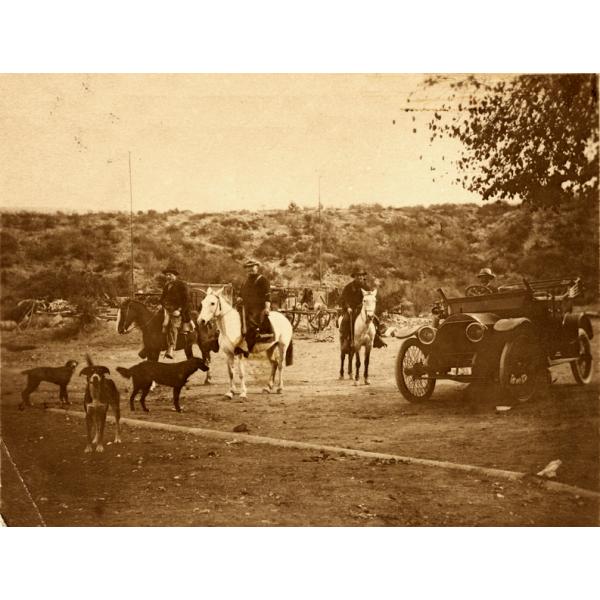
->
xmin=203 ymin=294 xmax=233 ymax=322
xmin=361 ymin=296 xmax=376 ymax=323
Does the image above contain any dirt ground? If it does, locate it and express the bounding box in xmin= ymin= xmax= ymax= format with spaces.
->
xmin=1 ymin=322 xmax=598 ymax=526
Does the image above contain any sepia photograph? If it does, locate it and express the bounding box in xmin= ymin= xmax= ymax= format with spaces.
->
xmin=1 ymin=71 xmax=598 ymax=530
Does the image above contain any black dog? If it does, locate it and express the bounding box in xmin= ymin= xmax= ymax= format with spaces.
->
xmin=20 ymin=359 xmax=79 ymax=410
xmin=116 ymin=357 xmax=208 ymax=413
xmin=80 ymin=357 xmax=121 ymax=453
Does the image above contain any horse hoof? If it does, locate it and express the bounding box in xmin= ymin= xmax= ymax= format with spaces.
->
xmin=364 ymin=380 xmax=370 ymax=386
xmin=84 ymin=445 xmax=93 ymax=453
xmin=262 ymin=387 xmax=271 ymax=394
xmin=353 ymin=380 xmax=358 ymax=386
xmin=95 ymin=445 xmax=104 ymax=453
xmin=224 ymin=392 xmax=233 ymax=400
xmin=339 ymin=375 xmax=344 ymax=380
xmin=276 ymin=388 xmax=283 ymax=394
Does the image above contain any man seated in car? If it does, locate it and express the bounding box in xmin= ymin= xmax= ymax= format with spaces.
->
xmin=475 ymin=267 xmax=498 ymax=293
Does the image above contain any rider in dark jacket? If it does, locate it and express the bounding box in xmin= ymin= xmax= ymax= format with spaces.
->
xmin=237 ymin=259 xmax=271 ymax=355
xmin=160 ymin=266 xmax=192 ymax=359
xmin=340 ymin=269 xmax=386 ymax=348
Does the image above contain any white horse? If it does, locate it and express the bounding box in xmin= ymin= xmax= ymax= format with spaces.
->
xmin=197 ymin=287 xmax=294 ymax=399
xmin=339 ymin=289 xmax=377 ymax=385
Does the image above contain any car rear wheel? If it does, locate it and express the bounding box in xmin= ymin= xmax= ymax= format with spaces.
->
xmin=499 ymin=334 xmax=544 ymax=403
xmin=395 ymin=338 xmax=436 ymax=402
xmin=571 ymin=328 xmax=593 ymax=385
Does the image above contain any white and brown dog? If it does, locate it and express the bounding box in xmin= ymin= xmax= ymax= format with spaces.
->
xmin=80 ymin=356 xmax=121 ymax=453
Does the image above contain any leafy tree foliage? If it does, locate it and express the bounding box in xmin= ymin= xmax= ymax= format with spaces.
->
xmin=426 ymin=74 xmax=598 ymax=208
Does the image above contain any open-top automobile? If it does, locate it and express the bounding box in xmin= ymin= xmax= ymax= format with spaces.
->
xmin=395 ymin=277 xmax=594 ymax=403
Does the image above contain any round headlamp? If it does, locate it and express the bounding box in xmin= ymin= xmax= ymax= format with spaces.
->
xmin=417 ymin=325 xmax=437 ymax=345
xmin=465 ymin=322 xmax=486 ymax=343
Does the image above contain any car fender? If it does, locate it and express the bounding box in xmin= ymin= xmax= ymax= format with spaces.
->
xmin=493 ymin=317 xmax=532 ymax=333
xmin=563 ymin=313 xmax=594 ymax=340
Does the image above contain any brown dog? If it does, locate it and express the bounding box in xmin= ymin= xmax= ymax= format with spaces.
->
xmin=80 ymin=358 xmax=121 ymax=453
xmin=20 ymin=360 xmax=79 ymax=409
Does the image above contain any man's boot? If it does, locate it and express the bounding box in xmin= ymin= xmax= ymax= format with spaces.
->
xmin=236 ymin=336 xmax=249 ymax=358
xmin=165 ymin=346 xmax=174 ymax=359
xmin=372 ymin=315 xmax=387 ymax=348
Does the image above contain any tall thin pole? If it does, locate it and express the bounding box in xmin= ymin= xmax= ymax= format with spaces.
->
xmin=128 ymin=151 xmax=135 ymax=297
xmin=318 ymin=175 xmax=322 ymax=287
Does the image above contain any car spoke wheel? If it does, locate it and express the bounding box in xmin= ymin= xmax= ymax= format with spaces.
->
xmin=571 ymin=328 xmax=593 ymax=385
xmin=465 ymin=284 xmax=493 ymax=297
xmin=395 ymin=338 xmax=436 ymax=402
xmin=499 ymin=334 xmax=543 ymax=403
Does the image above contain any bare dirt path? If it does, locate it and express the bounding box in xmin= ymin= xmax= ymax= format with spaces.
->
xmin=1 ymin=324 xmax=598 ymax=525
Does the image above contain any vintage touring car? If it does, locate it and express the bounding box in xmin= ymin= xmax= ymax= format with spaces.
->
xmin=395 ymin=277 xmax=594 ymax=403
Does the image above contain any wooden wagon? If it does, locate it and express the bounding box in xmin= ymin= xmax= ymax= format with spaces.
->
xmin=270 ymin=286 xmax=338 ymax=331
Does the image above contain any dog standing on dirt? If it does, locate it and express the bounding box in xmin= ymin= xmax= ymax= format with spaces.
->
xmin=80 ymin=356 xmax=121 ymax=453
xmin=116 ymin=357 xmax=208 ymax=413
xmin=19 ymin=359 xmax=79 ymax=410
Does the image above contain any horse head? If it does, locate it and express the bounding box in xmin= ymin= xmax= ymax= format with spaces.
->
xmin=116 ymin=298 xmax=147 ymax=334
xmin=361 ymin=289 xmax=377 ymax=323
xmin=197 ymin=287 xmax=226 ymax=325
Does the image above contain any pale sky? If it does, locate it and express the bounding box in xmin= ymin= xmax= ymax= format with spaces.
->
xmin=1 ymin=74 xmax=484 ymax=213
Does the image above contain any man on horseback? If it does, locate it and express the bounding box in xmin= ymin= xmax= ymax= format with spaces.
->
xmin=236 ymin=258 xmax=271 ymax=356
xmin=160 ymin=266 xmax=192 ymax=359
xmin=340 ymin=269 xmax=386 ymax=349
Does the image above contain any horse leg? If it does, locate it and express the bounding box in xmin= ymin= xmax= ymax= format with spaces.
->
xmin=238 ymin=356 xmax=247 ymax=399
xmin=276 ymin=344 xmax=285 ymax=394
xmin=340 ymin=351 xmax=345 ymax=379
xmin=364 ymin=345 xmax=371 ymax=385
xmin=354 ymin=349 xmax=361 ymax=386
xmin=348 ymin=350 xmax=354 ymax=378
xmin=263 ymin=347 xmax=277 ymax=393
xmin=224 ymin=354 xmax=236 ymax=399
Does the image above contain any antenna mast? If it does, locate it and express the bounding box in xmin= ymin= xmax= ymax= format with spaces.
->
xmin=318 ymin=175 xmax=322 ymax=287
xmin=128 ymin=151 xmax=135 ymax=297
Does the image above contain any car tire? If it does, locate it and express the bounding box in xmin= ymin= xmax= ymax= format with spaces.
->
xmin=570 ymin=328 xmax=593 ymax=385
xmin=395 ymin=338 xmax=436 ymax=402
xmin=499 ymin=333 xmax=544 ymax=403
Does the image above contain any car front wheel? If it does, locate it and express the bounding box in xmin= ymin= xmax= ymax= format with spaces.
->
xmin=395 ymin=338 xmax=436 ymax=402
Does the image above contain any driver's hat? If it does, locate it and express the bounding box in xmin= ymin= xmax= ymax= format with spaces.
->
xmin=477 ymin=267 xmax=496 ymax=279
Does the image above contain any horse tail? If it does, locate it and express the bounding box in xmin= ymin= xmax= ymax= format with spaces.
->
xmin=285 ymin=340 xmax=293 ymax=366
xmin=116 ymin=366 xmax=132 ymax=379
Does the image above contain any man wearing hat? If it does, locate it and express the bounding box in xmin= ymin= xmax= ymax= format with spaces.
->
xmin=237 ymin=259 xmax=271 ymax=355
xmin=160 ymin=266 xmax=191 ymax=359
xmin=476 ymin=267 xmax=498 ymax=292
xmin=340 ymin=269 xmax=386 ymax=348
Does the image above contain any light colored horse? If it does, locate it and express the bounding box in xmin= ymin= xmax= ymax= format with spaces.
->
xmin=197 ymin=287 xmax=294 ymax=399
xmin=339 ymin=289 xmax=377 ymax=385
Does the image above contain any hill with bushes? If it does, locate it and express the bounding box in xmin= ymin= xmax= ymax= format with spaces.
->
xmin=1 ymin=198 xmax=597 ymax=315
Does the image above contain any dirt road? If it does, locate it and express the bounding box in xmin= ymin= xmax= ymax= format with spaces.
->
xmin=1 ymin=324 xmax=598 ymax=525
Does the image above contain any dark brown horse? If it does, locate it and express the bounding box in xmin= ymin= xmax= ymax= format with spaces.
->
xmin=116 ymin=299 xmax=219 ymax=383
